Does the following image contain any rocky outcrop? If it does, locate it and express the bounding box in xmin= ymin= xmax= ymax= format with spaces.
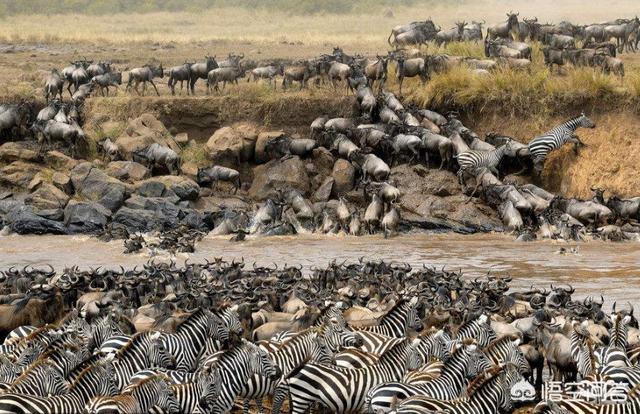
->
xmin=331 ymin=159 xmax=356 ymax=197
xmin=391 ymin=164 xmax=501 ymax=232
xmin=64 ymin=201 xmax=111 ymax=234
xmin=115 ymin=113 xmax=181 ymax=160
xmin=105 ymin=161 xmax=151 ymax=183
xmin=0 ymin=161 xmax=43 ymax=188
xmin=70 ymin=162 xmax=127 ymax=212
xmin=0 ymin=142 xmax=39 ymax=163
xmin=248 ymin=156 xmax=310 ymax=200
xmin=5 ymin=205 xmax=67 ymax=235
xmin=135 ymin=176 xmax=199 ymax=201
xmin=205 ymin=123 xmax=259 ymax=166
xmin=25 ymin=182 xmax=70 ymax=210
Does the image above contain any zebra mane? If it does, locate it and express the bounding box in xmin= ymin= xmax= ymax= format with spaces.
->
xmin=272 ymin=327 xmax=317 ymax=351
xmin=121 ymin=373 xmax=168 ymax=394
xmin=378 ymin=337 xmax=412 ymax=362
xmin=484 ymin=334 xmax=519 ymax=355
xmin=465 ymin=364 xmax=507 ymax=397
xmin=68 ymin=352 xmax=104 ymax=381
xmin=114 ymin=331 xmax=156 ymax=358
xmin=174 ymin=308 xmax=208 ymax=333
xmin=17 ymin=324 xmax=56 ymax=344
xmin=69 ymin=361 xmax=107 ymax=390
xmin=629 ymin=382 xmax=640 ymax=400
xmin=379 ymin=298 xmax=410 ymax=322
xmin=11 ymin=358 xmax=54 ymax=386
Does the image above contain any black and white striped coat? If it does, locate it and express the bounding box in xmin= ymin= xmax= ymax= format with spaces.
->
xmin=456 ymin=140 xmax=514 ymax=184
xmin=0 ymin=362 xmax=116 ymax=414
xmin=365 ymin=342 xmax=492 ymax=413
xmin=527 ymin=113 xmax=595 ymax=165
xmin=272 ymin=339 xmax=423 ymax=414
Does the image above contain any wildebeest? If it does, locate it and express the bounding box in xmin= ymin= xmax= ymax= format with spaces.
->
xmin=485 ymin=39 xmax=528 ymax=59
xmin=364 ymin=56 xmax=388 ymax=92
xmin=218 ymin=53 xmax=244 ymax=69
xmin=487 ymin=12 xmax=520 ymax=40
xmin=36 ymin=101 xmax=60 ymax=124
xmin=33 ymin=120 xmax=83 ymax=156
xmin=44 ymin=69 xmax=64 ymax=103
xmin=356 ymin=84 xmax=377 ymax=120
xmin=516 ymin=18 xmax=540 ymax=41
xmin=0 ymin=104 xmax=30 ymax=138
xmin=543 ymin=33 xmax=576 ymax=50
xmin=435 ymin=21 xmax=466 ymax=47
xmin=91 ymin=72 xmax=122 ymax=96
xmin=542 ymin=47 xmax=566 ymax=71
xmin=352 ymin=152 xmax=390 ymax=182
xmin=99 ymin=137 xmax=120 ymax=162
xmin=62 ymin=59 xmax=89 ymax=96
xmin=395 ymin=56 xmax=428 ymax=96
xmin=250 ymin=64 xmax=284 ymax=88
xmin=71 ymin=65 xmax=90 ymax=94
xmin=207 ymin=67 xmax=245 ymax=93
xmin=71 ymin=82 xmax=95 ymax=104
xmin=189 ymin=56 xmax=218 ymax=94
xmin=419 ymin=129 xmax=454 ymax=169
xmin=592 ymin=187 xmax=640 ymax=222
xmin=604 ymin=17 xmax=640 ymax=52
xmin=86 ymin=61 xmax=111 ymax=78
xmin=197 ymin=166 xmax=241 ymax=193
xmin=592 ymin=53 xmax=625 ymax=78
xmin=134 ymin=143 xmax=180 ymax=175
xmin=584 ymin=24 xmax=607 ymax=44
xmin=126 ymin=64 xmax=164 ymax=96
xmin=327 ymin=61 xmax=352 ymax=91
xmin=167 ymin=62 xmax=193 ymax=95
xmin=463 ymin=21 xmax=485 ymax=43
xmin=387 ymin=20 xmax=439 ymax=46
xmin=282 ymin=62 xmax=311 ymax=90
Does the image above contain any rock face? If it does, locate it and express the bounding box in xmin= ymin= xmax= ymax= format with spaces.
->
xmin=44 ymin=151 xmax=79 ymax=171
xmin=25 ymin=183 xmax=70 ymax=210
xmin=248 ymin=156 xmax=310 ymax=200
xmin=64 ymin=201 xmax=110 ymax=233
xmin=105 ymin=161 xmax=151 ymax=183
xmin=112 ymin=207 xmax=160 ymax=232
xmin=0 ymin=161 xmax=43 ymax=188
xmin=0 ymin=142 xmax=39 ymax=163
xmin=205 ymin=123 xmax=259 ymax=166
xmin=135 ymin=176 xmax=199 ymax=201
xmin=5 ymin=205 xmax=67 ymax=235
xmin=115 ymin=114 xmax=181 ymax=160
xmin=70 ymin=162 xmax=127 ymax=212
xmin=331 ymin=159 xmax=356 ymax=197
xmin=391 ymin=164 xmax=501 ymax=232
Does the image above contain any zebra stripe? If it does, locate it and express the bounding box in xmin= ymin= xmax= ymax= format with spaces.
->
xmin=454 ymin=314 xmax=497 ymax=348
xmin=85 ymin=375 xmax=179 ymax=414
xmin=527 ymin=113 xmax=595 ymax=164
xmin=391 ymin=364 xmax=523 ymax=414
xmin=366 ymin=341 xmax=493 ymax=413
xmin=271 ymin=339 xmax=423 ymax=414
xmin=456 ymin=140 xmax=513 ymax=182
xmin=533 ymin=397 xmax=640 ymax=414
xmin=6 ymin=362 xmax=69 ymax=396
xmin=0 ymin=362 xmax=116 ymax=414
xmin=209 ymin=340 xmax=280 ymax=414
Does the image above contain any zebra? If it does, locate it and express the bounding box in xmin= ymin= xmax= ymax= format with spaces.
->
xmin=455 ymin=139 xmax=515 ymax=195
xmin=0 ymin=362 xmax=117 ymax=414
xmin=239 ymin=328 xmax=334 ymax=414
xmin=209 ymin=340 xmax=281 ymax=414
xmin=570 ymin=325 xmax=598 ymax=379
xmin=402 ymin=360 xmax=445 ymax=384
xmin=3 ymin=325 xmax=37 ymax=344
xmin=270 ymin=338 xmax=424 ymax=414
xmin=336 ymin=328 xmax=450 ymax=369
xmin=389 ymin=363 xmax=524 ymax=414
xmin=366 ymin=341 xmax=493 ymax=413
xmin=165 ymin=370 xmax=221 ymax=414
xmin=110 ymin=331 xmax=176 ymax=390
xmin=527 ymin=113 xmax=596 ymax=175
xmin=594 ymin=313 xmax=633 ymax=369
xmin=355 ymin=297 xmax=423 ymax=353
xmin=483 ymin=335 xmax=531 ymax=376
xmin=161 ymin=309 xmax=228 ymax=371
xmin=454 ymin=314 xmax=498 ymax=348
xmin=85 ymin=375 xmax=180 ymax=414
xmin=5 ymin=361 xmax=69 ymax=396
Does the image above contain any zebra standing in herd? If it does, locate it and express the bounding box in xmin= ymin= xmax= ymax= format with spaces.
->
xmin=390 ymin=363 xmax=524 ymax=414
xmin=527 ymin=113 xmax=596 ymax=175
xmin=272 ymin=338 xmax=424 ymax=414
xmin=455 ymin=139 xmax=515 ymax=195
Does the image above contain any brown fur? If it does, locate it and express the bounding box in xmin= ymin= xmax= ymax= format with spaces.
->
xmin=0 ymin=293 xmax=64 ymax=341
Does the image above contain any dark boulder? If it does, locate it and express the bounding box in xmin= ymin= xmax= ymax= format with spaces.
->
xmin=64 ymin=201 xmax=111 ymax=234
xmin=5 ymin=205 xmax=67 ymax=235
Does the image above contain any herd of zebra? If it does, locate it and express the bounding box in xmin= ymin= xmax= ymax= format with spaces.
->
xmin=0 ymin=259 xmax=638 ymax=413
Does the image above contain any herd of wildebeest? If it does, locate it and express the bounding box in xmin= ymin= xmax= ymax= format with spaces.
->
xmin=0 ymin=12 xmax=639 ymax=245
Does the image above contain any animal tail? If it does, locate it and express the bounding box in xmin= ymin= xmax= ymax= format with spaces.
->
xmin=388 ymin=31 xmax=394 ymax=46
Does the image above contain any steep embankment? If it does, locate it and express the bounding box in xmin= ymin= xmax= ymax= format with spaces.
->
xmin=79 ymin=94 xmax=640 ymax=199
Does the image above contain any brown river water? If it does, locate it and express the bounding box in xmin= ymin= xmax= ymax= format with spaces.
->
xmin=0 ymin=233 xmax=639 ymax=309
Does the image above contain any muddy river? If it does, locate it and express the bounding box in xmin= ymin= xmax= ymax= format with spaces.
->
xmin=1 ymin=233 xmax=638 ymax=308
